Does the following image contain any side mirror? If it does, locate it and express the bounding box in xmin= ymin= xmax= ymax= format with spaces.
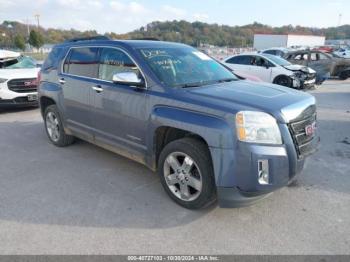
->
xmin=112 ymin=71 xmax=144 ymax=87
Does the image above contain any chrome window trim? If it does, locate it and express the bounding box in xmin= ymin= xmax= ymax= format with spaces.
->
xmin=60 ymin=45 xmax=148 ymax=88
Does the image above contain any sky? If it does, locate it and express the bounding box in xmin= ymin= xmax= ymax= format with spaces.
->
xmin=0 ymin=0 xmax=349 ymax=34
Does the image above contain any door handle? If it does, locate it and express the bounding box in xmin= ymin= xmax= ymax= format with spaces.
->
xmin=92 ymin=85 xmax=103 ymax=93
xmin=59 ymin=78 xmax=65 ymax=84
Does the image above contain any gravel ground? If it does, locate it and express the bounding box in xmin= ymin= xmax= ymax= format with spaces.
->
xmin=0 ymin=80 xmax=349 ymax=255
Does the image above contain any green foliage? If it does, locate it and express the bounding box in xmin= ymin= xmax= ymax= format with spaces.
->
xmin=28 ymin=30 xmax=44 ymax=49
xmin=1 ymin=20 xmax=350 ymax=48
xmin=13 ymin=34 xmax=26 ymax=51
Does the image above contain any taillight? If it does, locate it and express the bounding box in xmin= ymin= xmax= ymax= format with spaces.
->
xmin=36 ymin=70 xmax=42 ymax=85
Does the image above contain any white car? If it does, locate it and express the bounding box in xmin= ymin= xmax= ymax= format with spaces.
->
xmin=223 ymin=53 xmax=316 ymax=89
xmin=333 ymin=48 xmax=350 ymax=59
xmin=0 ymin=50 xmax=40 ymax=107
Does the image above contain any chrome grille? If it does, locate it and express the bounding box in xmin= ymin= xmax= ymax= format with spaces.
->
xmin=7 ymin=78 xmax=38 ymax=93
xmin=288 ymin=105 xmax=317 ymax=157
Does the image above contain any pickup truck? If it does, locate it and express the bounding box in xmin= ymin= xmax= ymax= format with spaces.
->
xmin=38 ymin=37 xmax=319 ymax=209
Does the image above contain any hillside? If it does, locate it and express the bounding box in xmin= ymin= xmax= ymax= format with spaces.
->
xmin=1 ymin=20 xmax=350 ymax=48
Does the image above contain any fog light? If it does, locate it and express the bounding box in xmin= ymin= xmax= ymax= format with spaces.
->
xmin=258 ymin=159 xmax=269 ymax=185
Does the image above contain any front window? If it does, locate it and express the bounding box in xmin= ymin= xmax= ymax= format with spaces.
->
xmin=98 ymin=48 xmax=139 ymax=81
xmin=0 ymin=55 xmax=37 ymax=69
xmin=262 ymin=54 xmax=291 ymax=66
xmin=138 ymin=47 xmax=236 ymax=87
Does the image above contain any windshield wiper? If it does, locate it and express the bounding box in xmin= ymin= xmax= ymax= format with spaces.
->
xmin=215 ymin=78 xmax=237 ymax=83
xmin=176 ymin=82 xmax=207 ymax=88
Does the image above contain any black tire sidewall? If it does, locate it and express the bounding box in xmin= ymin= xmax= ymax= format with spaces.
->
xmin=274 ymin=75 xmax=292 ymax=87
xmin=44 ymin=105 xmax=66 ymax=146
xmin=158 ymin=138 xmax=216 ymax=209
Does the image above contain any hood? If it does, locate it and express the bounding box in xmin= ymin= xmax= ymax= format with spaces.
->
xmin=0 ymin=68 xmax=40 ymax=79
xmin=284 ymin=64 xmax=315 ymax=74
xmin=185 ymin=80 xmax=315 ymax=123
xmin=0 ymin=50 xmax=20 ymax=60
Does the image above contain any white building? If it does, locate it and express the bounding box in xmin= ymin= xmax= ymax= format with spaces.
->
xmin=254 ymin=34 xmax=325 ymax=50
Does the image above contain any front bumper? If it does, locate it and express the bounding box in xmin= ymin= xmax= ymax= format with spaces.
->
xmin=0 ymin=83 xmax=38 ymax=107
xmin=210 ymin=125 xmax=319 ymax=208
xmin=0 ymin=97 xmax=38 ymax=107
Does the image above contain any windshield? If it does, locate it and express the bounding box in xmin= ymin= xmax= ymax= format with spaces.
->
xmin=138 ymin=47 xmax=237 ymax=87
xmin=263 ymin=54 xmax=291 ymax=66
xmin=0 ymin=55 xmax=37 ymax=69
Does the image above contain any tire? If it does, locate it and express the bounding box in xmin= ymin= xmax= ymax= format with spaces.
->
xmin=339 ymin=71 xmax=349 ymax=80
xmin=44 ymin=104 xmax=75 ymax=147
xmin=273 ymin=75 xmax=293 ymax=88
xmin=158 ymin=137 xmax=216 ymax=209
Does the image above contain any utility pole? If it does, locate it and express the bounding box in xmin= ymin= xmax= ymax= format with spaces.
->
xmin=34 ymin=14 xmax=40 ymax=29
xmin=25 ymin=18 xmax=30 ymax=36
xmin=337 ymin=13 xmax=342 ymax=27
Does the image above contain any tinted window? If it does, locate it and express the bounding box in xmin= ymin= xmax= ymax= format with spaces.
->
xmin=263 ymin=50 xmax=277 ymax=55
xmin=252 ymin=56 xmax=273 ymax=67
xmin=64 ymin=47 xmax=99 ymax=78
xmin=98 ymin=48 xmax=139 ymax=81
xmin=226 ymin=55 xmax=254 ymax=65
xmin=42 ymin=47 xmax=63 ymax=71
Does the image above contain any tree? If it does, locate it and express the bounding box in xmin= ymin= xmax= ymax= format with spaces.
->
xmin=28 ymin=30 xmax=44 ymax=49
xmin=13 ymin=34 xmax=26 ymax=51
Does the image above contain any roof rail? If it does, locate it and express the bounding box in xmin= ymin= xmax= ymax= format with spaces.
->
xmin=131 ymin=37 xmax=160 ymax=41
xmin=64 ymin=35 xmax=110 ymax=43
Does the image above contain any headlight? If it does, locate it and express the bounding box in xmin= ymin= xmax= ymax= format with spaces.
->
xmin=236 ymin=111 xmax=282 ymax=144
xmin=0 ymin=78 xmax=8 ymax=83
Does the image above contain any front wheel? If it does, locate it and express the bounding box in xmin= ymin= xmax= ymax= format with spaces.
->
xmin=158 ymin=137 xmax=216 ymax=209
xmin=273 ymin=75 xmax=293 ymax=88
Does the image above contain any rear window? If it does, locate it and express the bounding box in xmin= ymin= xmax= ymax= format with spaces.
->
xmin=226 ymin=55 xmax=253 ymax=65
xmin=63 ymin=47 xmax=99 ymax=78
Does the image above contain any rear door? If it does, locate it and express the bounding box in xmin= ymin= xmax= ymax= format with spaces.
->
xmin=89 ymin=47 xmax=148 ymax=161
xmin=60 ymin=47 xmax=99 ymax=139
xmin=224 ymin=55 xmax=255 ymax=75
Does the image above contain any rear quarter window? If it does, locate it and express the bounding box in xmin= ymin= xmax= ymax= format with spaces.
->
xmin=42 ymin=47 xmax=65 ymax=72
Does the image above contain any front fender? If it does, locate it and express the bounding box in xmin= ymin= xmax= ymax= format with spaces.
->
xmin=147 ymin=106 xmax=235 ymax=183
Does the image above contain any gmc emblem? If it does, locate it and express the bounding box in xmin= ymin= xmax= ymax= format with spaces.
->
xmin=305 ymin=122 xmax=316 ymax=136
xmin=24 ymin=80 xmax=35 ymax=86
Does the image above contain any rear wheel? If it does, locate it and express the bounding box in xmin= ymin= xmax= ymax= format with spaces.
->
xmin=158 ymin=137 xmax=216 ymax=209
xmin=273 ymin=75 xmax=293 ymax=88
xmin=44 ymin=105 xmax=75 ymax=147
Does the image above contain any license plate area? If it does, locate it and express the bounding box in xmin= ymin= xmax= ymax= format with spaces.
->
xmin=27 ymin=94 xmax=38 ymax=101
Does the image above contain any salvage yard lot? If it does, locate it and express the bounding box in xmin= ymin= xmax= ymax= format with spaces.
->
xmin=0 ymin=80 xmax=349 ymax=255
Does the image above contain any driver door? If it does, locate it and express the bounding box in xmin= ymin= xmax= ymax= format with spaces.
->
xmin=249 ymin=56 xmax=273 ymax=82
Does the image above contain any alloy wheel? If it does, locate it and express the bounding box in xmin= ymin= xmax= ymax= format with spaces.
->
xmin=163 ymin=152 xmax=203 ymax=202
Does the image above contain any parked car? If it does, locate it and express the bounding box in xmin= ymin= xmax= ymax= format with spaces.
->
xmin=39 ymin=37 xmax=319 ymax=209
xmin=333 ymin=48 xmax=350 ymax=59
xmin=0 ymin=50 xmax=40 ymax=107
xmin=285 ymin=50 xmax=350 ymax=80
xmin=223 ymin=53 xmax=316 ymax=89
xmin=260 ymin=47 xmax=293 ymax=57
